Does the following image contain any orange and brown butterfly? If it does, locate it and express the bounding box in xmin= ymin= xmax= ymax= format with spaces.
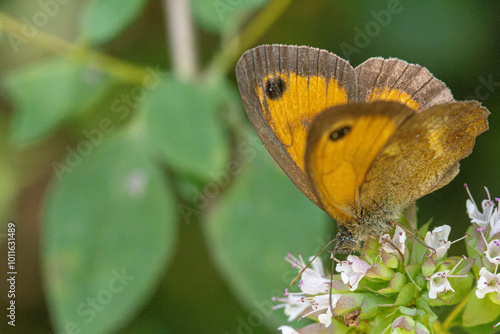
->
xmin=235 ymin=44 xmax=489 ymax=254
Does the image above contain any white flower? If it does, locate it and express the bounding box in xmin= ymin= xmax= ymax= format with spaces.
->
xmin=273 ymin=290 xmax=309 ymax=322
xmin=318 ymin=307 xmax=333 ymax=328
xmin=299 ymin=256 xmax=330 ymax=294
xmin=427 ymin=256 xmax=469 ymax=299
xmin=466 ymin=185 xmax=494 ymax=228
xmin=336 ymin=255 xmax=371 ymax=291
xmin=380 ymin=225 xmax=406 ymax=255
xmin=489 ymin=205 xmax=500 ymax=239
xmin=274 ymin=288 xmax=342 ymax=326
xmin=276 ymin=253 xmax=342 ymax=325
xmin=476 ymin=267 xmax=500 ymax=299
xmin=312 ymin=294 xmax=342 ymax=328
xmin=485 ymin=240 xmax=500 ymax=265
xmin=428 ymin=270 xmax=454 ymax=299
xmin=425 ymin=225 xmax=451 ymax=260
xmin=278 ymin=326 xmax=300 ymax=334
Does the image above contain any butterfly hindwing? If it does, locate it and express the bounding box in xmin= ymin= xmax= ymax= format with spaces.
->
xmin=304 ymin=101 xmax=415 ymax=224
xmin=361 ymin=101 xmax=489 ymax=215
xmin=355 ymin=58 xmax=454 ymax=110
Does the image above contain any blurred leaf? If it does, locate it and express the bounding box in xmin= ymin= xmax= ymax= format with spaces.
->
xmin=393 ymin=283 xmax=415 ymax=307
xmin=414 ymin=299 xmax=437 ymax=334
xmin=145 ymin=76 xmax=228 ymax=179
xmin=43 ymin=133 xmax=177 ymax=334
xmin=462 ymin=290 xmax=500 ymax=328
xmin=191 ymin=0 xmax=268 ymax=33
xmin=3 ymin=58 xmax=107 ymax=145
xmin=462 ymin=320 xmax=500 ymax=334
xmin=80 ymin=0 xmax=147 ymax=45
xmin=204 ymin=145 xmax=330 ymax=328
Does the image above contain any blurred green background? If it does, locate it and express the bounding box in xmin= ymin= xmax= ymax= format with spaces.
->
xmin=0 ymin=0 xmax=499 ymax=333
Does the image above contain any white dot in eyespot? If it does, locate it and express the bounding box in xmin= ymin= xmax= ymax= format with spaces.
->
xmin=125 ymin=169 xmax=149 ymax=197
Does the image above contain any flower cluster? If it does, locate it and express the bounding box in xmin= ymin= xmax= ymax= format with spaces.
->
xmin=274 ymin=186 xmax=500 ymax=333
xmin=465 ymin=185 xmax=500 ymax=325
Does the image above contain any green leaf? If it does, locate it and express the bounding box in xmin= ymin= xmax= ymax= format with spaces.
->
xmin=366 ymin=262 xmax=395 ymax=281
xmin=204 ymin=146 xmax=330 ymax=328
xmin=372 ymin=315 xmax=394 ymax=334
xmin=43 ymin=134 xmax=177 ymax=334
xmin=488 ymin=291 xmax=500 ymax=306
xmin=191 ymin=0 xmax=268 ymax=33
xmin=463 ymin=290 xmax=500 ymax=328
xmin=415 ymin=299 xmax=437 ymax=333
xmin=81 ymin=0 xmax=147 ymax=45
xmin=335 ymin=294 xmax=365 ymax=316
xmin=447 ymin=272 xmax=474 ymax=305
xmin=3 ymin=58 xmax=107 ymax=145
xmin=359 ymin=294 xmax=393 ymax=318
xmin=298 ymin=320 xmax=349 ymax=333
xmin=145 ymin=75 xmax=228 ymax=179
xmin=393 ymin=283 xmax=416 ymax=307
xmin=418 ymin=218 xmax=433 ymax=236
xmin=405 ymin=263 xmax=423 ymax=284
xmin=382 ymin=251 xmax=399 ymax=268
xmin=392 ymin=315 xmax=415 ymax=332
xmin=389 ymin=272 xmax=407 ymax=290
xmin=421 ymin=257 xmax=436 ymax=277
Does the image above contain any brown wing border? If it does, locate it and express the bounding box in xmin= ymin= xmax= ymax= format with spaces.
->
xmin=235 ymin=44 xmax=356 ymax=207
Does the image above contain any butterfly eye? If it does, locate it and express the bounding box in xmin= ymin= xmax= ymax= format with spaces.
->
xmin=329 ymin=126 xmax=351 ymax=141
xmin=265 ymin=77 xmax=287 ymax=100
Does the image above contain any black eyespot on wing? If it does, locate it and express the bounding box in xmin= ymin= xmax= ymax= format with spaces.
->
xmin=265 ymin=77 xmax=287 ymax=100
xmin=329 ymin=126 xmax=351 ymax=141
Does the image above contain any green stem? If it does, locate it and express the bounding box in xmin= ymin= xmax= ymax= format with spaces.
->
xmin=442 ymin=293 xmax=470 ymax=330
xmin=204 ymin=0 xmax=294 ymax=78
xmin=433 ymin=320 xmax=449 ymax=334
xmin=0 ymin=12 xmax=150 ymax=85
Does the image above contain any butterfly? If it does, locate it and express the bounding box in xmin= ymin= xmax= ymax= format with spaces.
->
xmin=235 ymin=44 xmax=489 ymax=253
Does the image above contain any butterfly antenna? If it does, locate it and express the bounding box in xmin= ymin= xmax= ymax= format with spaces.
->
xmin=402 ymin=211 xmax=424 ymax=239
xmin=290 ymin=238 xmax=336 ymax=287
xmin=393 ymin=220 xmax=436 ymax=256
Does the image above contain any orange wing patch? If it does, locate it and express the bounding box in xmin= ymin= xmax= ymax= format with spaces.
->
xmin=368 ymin=87 xmax=420 ymax=110
xmin=318 ymin=115 xmax=396 ymax=209
xmin=307 ymin=110 xmax=401 ymax=223
xmin=256 ymin=72 xmax=349 ymax=170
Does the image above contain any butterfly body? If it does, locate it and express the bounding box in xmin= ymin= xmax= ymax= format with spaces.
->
xmin=236 ymin=44 xmax=489 ymax=253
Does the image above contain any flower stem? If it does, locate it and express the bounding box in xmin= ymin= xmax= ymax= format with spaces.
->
xmin=433 ymin=321 xmax=449 ymax=334
xmin=0 ymin=11 xmax=149 ymax=85
xmin=442 ymin=293 xmax=471 ymax=330
xmin=163 ymin=0 xmax=198 ymax=80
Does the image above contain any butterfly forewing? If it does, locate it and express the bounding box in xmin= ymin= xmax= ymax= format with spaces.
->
xmin=236 ymin=44 xmax=357 ymax=207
